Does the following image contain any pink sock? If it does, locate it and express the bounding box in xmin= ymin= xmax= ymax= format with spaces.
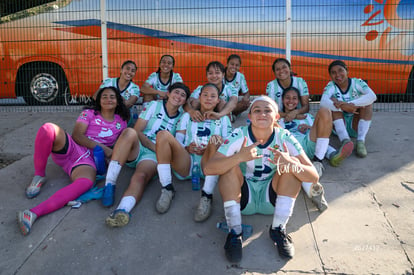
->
xmin=34 ymin=123 xmax=56 ymax=177
xmin=31 ymin=178 xmax=93 ymax=217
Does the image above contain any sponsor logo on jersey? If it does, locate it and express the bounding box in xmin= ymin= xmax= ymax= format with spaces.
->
xmin=98 ymin=127 xmax=113 ymax=138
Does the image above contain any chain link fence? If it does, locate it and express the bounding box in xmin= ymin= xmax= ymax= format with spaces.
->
xmin=0 ymin=0 xmax=413 ymax=111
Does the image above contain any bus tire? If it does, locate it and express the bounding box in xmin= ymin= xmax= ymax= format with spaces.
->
xmin=405 ymin=66 xmax=414 ymax=102
xmin=18 ymin=63 xmax=68 ymax=105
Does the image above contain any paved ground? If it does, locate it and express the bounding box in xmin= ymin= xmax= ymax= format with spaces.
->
xmin=0 ymin=108 xmax=413 ymax=275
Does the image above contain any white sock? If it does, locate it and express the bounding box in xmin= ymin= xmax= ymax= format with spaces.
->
xmin=357 ymin=119 xmax=371 ymax=142
xmin=157 ymin=164 xmax=172 ymax=188
xmin=272 ymin=195 xmax=295 ymax=229
xmin=202 ymin=175 xmax=218 ymax=195
xmin=224 ymin=200 xmax=242 ymax=234
xmin=333 ymin=119 xmax=350 ymax=142
xmin=325 ymin=145 xmax=336 ymax=159
xmin=116 ymin=196 xmax=136 ymax=213
xmin=105 ymin=160 xmax=122 ymax=186
xmin=302 ymin=182 xmax=312 ymax=198
xmin=314 ymin=138 xmax=329 ymax=160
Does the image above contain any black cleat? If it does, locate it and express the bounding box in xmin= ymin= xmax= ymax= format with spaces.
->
xmin=224 ymin=229 xmax=243 ymax=263
xmin=269 ymin=226 xmax=295 ymax=259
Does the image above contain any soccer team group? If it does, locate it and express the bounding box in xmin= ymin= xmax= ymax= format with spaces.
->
xmin=17 ymin=54 xmax=377 ymax=263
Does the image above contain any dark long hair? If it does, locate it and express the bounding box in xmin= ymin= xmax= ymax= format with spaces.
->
xmin=227 ymin=54 xmax=242 ymax=65
xmin=156 ymin=55 xmax=175 ymax=84
xmin=121 ymin=60 xmax=137 ymax=70
xmin=328 ymin=60 xmax=348 ymax=73
xmin=200 ymin=83 xmax=220 ymax=112
xmin=281 ymin=87 xmax=301 ymax=112
xmin=168 ymin=82 xmax=191 ymax=100
xmin=271 ymin=57 xmax=298 ymax=77
xmin=89 ymin=86 xmax=130 ymax=122
xmin=206 ymin=61 xmax=225 ymax=74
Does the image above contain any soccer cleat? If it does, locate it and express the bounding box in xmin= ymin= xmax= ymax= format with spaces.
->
xmin=25 ymin=175 xmax=46 ymax=199
xmin=17 ymin=210 xmax=37 ymax=236
xmin=329 ymin=139 xmax=354 ymax=167
xmin=194 ymin=195 xmax=212 ymax=222
xmin=310 ymin=183 xmax=328 ymax=212
xmin=102 ymin=184 xmax=116 ymax=207
xmin=224 ymin=229 xmax=243 ymax=263
xmin=155 ymin=188 xmax=175 ymax=214
xmin=312 ymin=161 xmax=325 ymax=178
xmin=105 ymin=209 xmax=131 ymax=227
xmin=269 ymin=226 xmax=295 ymax=259
xmin=356 ymin=140 xmax=367 ymax=158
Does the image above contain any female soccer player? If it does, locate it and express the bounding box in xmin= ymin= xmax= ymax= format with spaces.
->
xmin=204 ymin=96 xmax=319 ymax=262
xmin=17 ymin=87 xmax=129 ymax=235
xmin=321 ymin=60 xmax=377 ymax=158
xmin=154 ymin=83 xmax=232 ymax=222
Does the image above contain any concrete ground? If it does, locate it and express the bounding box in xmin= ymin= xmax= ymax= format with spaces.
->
xmin=0 ymin=107 xmax=413 ymax=275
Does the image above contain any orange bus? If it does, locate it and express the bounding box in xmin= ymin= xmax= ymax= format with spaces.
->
xmin=0 ymin=0 xmax=413 ymax=105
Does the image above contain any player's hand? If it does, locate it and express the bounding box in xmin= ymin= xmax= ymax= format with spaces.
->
xmin=298 ymin=123 xmax=310 ymax=134
xmin=284 ymin=110 xmax=298 ymax=122
xmin=158 ymin=91 xmax=168 ymax=100
xmin=237 ymin=137 xmax=263 ymax=162
xmin=341 ymin=103 xmax=359 ymax=114
xmin=189 ymin=110 xmax=204 ymax=122
xmin=204 ymin=111 xmax=221 ymax=120
xmin=185 ymin=142 xmax=205 ymax=155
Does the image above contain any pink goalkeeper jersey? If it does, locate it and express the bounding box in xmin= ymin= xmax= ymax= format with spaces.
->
xmin=76 ymin=109 xmax=127 ymax=147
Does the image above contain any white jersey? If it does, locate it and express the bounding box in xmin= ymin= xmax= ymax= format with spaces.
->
xmin=100 ymin=77 xmax=140 ymax=101
xmin=191 ymin=83 xmax=238 ymax=103
xmin=145 ymin=72 xmax=183 ymax=92
xmin=320 ymin=78 xmax=377 ymax=113
xmin=139 ymin=100 xmax=183 ymax=144
xmin=279 ymin=113 xmax=314 ymax=137
xmin=266 ymin=76 xmax=309 ymax=110
xmin=225 ymin=71 xmax=249 ymax=94
xmin=177 ymin=112 xmax=232 ymax=147
xmin=218 ymin=126 xmax=303 ymax=185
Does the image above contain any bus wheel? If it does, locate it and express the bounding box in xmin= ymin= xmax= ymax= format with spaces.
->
xmin=405 ymin=66 xmax=414 ymax=102
xmin=20 ymin=63 xmax=68 ymax=105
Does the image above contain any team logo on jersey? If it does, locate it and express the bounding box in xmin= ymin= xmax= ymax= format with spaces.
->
xmin=95 ymin=118 xmax=102 ymax=125
xmin=79 ymin=111 xmax=88 ymax=120
xmin=116 ymin=122 xmax=121 ymax=130
xmin=276 ymin=91 xmax=281 ymax=98
xmin=352 ymin=89 xmax=358 ymax=98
